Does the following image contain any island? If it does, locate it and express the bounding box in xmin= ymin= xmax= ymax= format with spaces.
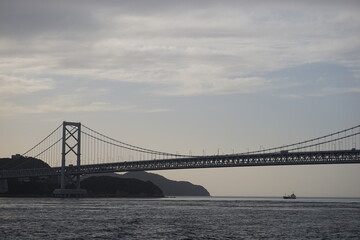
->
xmin=84 ymin=171 xmax=211 ymax=196
xmin=121 ymin=171 xmax=210 ymax=196
xmin=1 ymin=156 xmax=210 ymax=197
xmin=0 ymin=156 xmax=163 ymax=197
xmin=81 ymin=176 xmax=163 ymax=197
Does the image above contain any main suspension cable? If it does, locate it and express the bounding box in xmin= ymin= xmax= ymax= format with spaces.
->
xmin=82 ymin=124 xmax=191 ymax=157
xmin=22 ymin=124 xmax=62 ymax=156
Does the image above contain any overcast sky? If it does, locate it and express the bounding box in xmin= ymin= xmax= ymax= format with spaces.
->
xmin=1 ymin=0 xmax=360 ymax=197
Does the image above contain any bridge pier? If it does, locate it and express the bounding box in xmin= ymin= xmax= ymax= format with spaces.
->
xmin=0 ymin=179 xmax=8 ymax=193
xmin=53 ymin=188 xmax=87 ymax=198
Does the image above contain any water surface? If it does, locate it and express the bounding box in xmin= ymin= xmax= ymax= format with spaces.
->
xmin=1 ymin=197 xmax=359 ymax=239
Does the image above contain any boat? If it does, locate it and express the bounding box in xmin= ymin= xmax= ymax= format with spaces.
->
xmin=283 ymin=193 xmax=296 ymax=199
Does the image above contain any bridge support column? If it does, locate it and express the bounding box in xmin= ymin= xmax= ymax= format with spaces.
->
xmin=0 ymin=179 xmax=8 ymax=193
xmin=54 ymin=121 xmax=87 ymax=197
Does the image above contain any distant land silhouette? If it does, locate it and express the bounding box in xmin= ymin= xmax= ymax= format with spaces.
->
xmin=0 ymin=157 xmax=162 ymax=197
xmin=121 ymin=171 xmax=210 ymax=196
xmin=83 ymin=171 xmax=210 ymax=196
xmin=82 ymin=176 xmax=163 ymax=197
xmin=0 ymin=155 xmax=50 ymax=170
xmin=0 ymin=157 xmax=209 ymax=197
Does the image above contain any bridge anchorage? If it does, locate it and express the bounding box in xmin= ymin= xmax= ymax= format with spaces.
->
xmin=0 ymin=121 xmax=360 ymax=197
xmin=53 ymin=122 xmax=87 ymax=197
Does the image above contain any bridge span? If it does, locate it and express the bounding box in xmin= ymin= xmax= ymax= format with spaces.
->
xmin=1 ymin=149 xmax=360 ymax=179
xmin=0 ymin=122 xmax=360 ymax=193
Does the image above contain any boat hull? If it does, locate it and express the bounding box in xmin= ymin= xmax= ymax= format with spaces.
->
xmin=283 ymin=193 xmax=296 ymax=199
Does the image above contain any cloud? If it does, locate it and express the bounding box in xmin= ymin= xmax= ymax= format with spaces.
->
xmin=276 ymin=94 xmax=303 ymax=99
xmin=267 ymin=62 xmax=360 ymax=98
xmin=154 ymin=77 xmax=269 ymax=96
xmin=0 ymin=95 xmax=135 ymax=116
xmin=0 ymin=0 xmax=359 ymax=115
xmin=0 ymin=74 xmax=54 ymax=98
xmin=316 ymin=87 xmax=360 ymax=96
xmin=144 ymin=108 xmax=174 ymax=113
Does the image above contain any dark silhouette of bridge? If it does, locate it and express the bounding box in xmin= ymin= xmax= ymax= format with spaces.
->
xmin=1 ymin=121 xmax=359 ymax=195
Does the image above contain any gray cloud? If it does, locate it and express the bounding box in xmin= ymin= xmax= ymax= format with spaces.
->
xmin=1 ymin=0 xmax=360 ymax=114
xmin=0 ymin=0 xmax=104 ymax=37
xmin=0 ymin=74 xmax=54 ymax=98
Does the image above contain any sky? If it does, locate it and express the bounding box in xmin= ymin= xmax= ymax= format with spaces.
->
xmin=1 ymin=0 xmax=360 ymax=197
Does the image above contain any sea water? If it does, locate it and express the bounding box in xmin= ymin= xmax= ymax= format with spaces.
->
xmin=0 ymin=197 xmax=359 ymax=239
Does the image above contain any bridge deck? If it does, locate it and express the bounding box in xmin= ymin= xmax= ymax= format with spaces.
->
xmin=1 ymin=150 xmax=359 ymax=179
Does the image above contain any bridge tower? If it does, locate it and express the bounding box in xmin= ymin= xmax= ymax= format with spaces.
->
xmin=53 ymin=121 xmax=87 ymax=197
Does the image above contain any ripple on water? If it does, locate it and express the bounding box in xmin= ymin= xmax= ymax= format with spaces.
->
xmin=0 ymin=198 xmax=359 ymax=239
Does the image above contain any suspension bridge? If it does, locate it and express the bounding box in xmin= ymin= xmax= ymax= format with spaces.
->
xmin=1 ymin=121 xmax=360 ymax=195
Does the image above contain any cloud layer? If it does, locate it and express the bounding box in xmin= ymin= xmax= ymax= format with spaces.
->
xmin=1 ymin=0 xmax=360 ymax=114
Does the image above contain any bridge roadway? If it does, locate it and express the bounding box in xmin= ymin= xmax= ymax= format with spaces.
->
xmin=1 ymin=149 xmax=360 ymax=179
